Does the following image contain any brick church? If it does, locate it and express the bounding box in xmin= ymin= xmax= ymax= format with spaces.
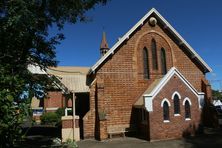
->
xmin=82 ymin=8 xmax=212 ymax=141
xmin=30 ymin=8 xmax=213 ymax=141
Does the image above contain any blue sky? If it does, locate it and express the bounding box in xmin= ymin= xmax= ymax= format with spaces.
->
xmin=50 ymin=0 xmax=222 ymax=90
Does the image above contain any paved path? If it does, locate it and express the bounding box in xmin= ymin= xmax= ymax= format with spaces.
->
xmin=77 ymin=138 xmax=191 ymax=148
xmin=77 ymin=128 xmax=222 ymax=148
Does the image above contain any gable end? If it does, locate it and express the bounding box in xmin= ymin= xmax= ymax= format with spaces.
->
xmin=89 ymin=8 xmax=212 ymax=75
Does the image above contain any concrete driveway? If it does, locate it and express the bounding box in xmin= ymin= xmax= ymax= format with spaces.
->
xmin=77 ymin=128 xmax=222 ymax=148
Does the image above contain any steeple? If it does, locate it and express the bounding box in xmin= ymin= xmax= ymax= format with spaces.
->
xmin=100 ymin=32 xmax=109 ymax=56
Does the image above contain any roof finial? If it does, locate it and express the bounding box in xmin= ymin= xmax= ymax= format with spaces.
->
xmin=100 ymin=31 xmax=109 ymax=56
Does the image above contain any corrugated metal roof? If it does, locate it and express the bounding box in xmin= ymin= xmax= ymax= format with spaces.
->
xmin=47 ymin=66 xmax=90 ymax=93
xmin=59 ymin=75 xmax=89 ymax=93
xmin=48 ymin=66 xmax=90 ymax=75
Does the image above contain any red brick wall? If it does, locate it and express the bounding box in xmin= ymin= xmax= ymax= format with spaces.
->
xmin=44 ymin=91 xmax=65 ymax=109
xmin=62 ymin=118 xmax=79 ymax=129
xmin=67 ymin=98 xmax=73 ymax=108
xmin=149 ymin=74 xmax=201 ymax=140
xmin=86 ymin=17 xmax=210 ymax=140
xmin=83 ymin=82 xmax=96 ymax=138
xmin=62 ymin=119 xmax=73 ymax=128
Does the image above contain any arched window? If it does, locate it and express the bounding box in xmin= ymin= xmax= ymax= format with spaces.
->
xmin=173 ymin=94 xmax=180 ymax=115
xmin=143 ymin=47 xmax=150 ymax=79
xmin=151 ymin=39 xmax=158 ymax=70
xmin=185 ymin=100 xmax=191 ymax=119
xmin=161 ymin=48 xmax=167 ymax=74
xmin=163 ymin=101 xmax=170 ymax=121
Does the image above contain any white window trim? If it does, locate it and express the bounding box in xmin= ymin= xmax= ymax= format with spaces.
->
xmin=172 ymin=91 xmax=181 ymax=116
xmin=161 ymin=98 xmax=170 ymax=122
xmin=163 ymin=120 xmax=170 ymax=123
xmin=171 ymin=91 xmax=181 ymax=100
xmin=161 ymin=98 xmax=171 ymax=107
xmin=182 ymin=97 xmax=192 ymax=106
xmin=183 ymin=98 xmax=192 ymax=120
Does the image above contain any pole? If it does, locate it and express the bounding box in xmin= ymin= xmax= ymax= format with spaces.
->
xmin=72 ymin=92 xmax=75 ymax=141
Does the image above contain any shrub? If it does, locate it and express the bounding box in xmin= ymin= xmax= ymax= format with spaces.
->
xmin=55 ymin=108 xmax=65 ymax=126
xmin=40 ymin=112 xmax=59 ymax=125
xmin=55 ymin=108 xmax=65 ymax=117
xmin=63 ymin=139 xmax=78 ymax=148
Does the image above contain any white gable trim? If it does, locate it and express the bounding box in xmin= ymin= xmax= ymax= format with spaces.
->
xmin=89 ymin=8 xmax=212 ymax=74
xmin=144 ymin=67 xmax=204 ymax=112
xmin=144 ymin=67 xmax=201 ymax=98
xmin=144 ymin=96 xmax=153 ymax=112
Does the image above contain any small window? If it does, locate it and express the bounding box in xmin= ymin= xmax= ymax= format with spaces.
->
xmin=161 ymin=48 xmax=167 ymax=74
xmin=173 ymin=94 xmax=180 ymax=115
xmin=163 ymin=101 xmax=170 ymax=121
xmin=143 ymin=47 xmax=150 ymax=79
xmin=151 ymin=39 xmax=158 ymax=70
xmin=185 ymin=100 xmax=191 ymax=119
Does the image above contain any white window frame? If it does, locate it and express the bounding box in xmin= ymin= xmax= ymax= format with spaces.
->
xmin=183 ymin=97 xmax=192 ymax=120
xmin=172 ymin=91 xmax=181 ymax=116
xmin=161 ymin=98 xmax=171 ymax=123
xmin=161 ymin=98 xmax=171 ymax=107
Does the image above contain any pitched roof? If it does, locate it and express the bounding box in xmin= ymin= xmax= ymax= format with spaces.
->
xmin=28 ymin=64 xmax=69 ymax=93
xmin=47 ymin=66 xmax=90 ymax=93
xmin=134 ymin=67 xmax=204 ymax=111
xmin=134 ymin=78 xmax=162 ymax=107
xmin=89 ymin=8 xmax=212 ymax=74
xmin=28 ymin=65 xmax=90 ymax=93
xmin=48 ymin=66 xmax=90 ymax=75
xmin=134 ymin=67 xmax=205 ymax=110
xmin=55 ymin=75 xmax=89 ymax=93
xmin=144 ymin=67 xmax=204 ymax=99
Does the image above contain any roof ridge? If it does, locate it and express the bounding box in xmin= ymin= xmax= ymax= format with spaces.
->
xmin=89 ymin=8 xmax=212 ymax=74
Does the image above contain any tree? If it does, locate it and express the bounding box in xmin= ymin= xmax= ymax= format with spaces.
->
xmin=0 ymin=0 xmax=108 ymax=147
xmin=212 ymin=89 xmax=222 ymax=100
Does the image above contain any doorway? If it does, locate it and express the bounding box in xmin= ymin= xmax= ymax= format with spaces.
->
xmin=75 ymin=92 xmax=89 ymax=139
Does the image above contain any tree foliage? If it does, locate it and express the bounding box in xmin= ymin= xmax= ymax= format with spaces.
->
xmin=212 ymin=89 xmax=222 ymax=100
xmin=0 ymin=0 xmax=107 ymax=147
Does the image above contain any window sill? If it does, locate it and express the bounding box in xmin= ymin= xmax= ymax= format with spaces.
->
xmin=163 ymin=120 xmax=170 ymax=123
xmin=185 ymin=118 xmax=191 ymax=121
xmin=174 ymin=114 xmax=180 ymax=116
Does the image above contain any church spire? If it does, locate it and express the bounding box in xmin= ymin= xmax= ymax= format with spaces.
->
xmin=100 ymin=32 xmax=109 ymax=56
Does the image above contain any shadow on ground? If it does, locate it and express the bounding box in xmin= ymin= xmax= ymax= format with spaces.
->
xmin=77 ymin=128 xmax=222 ymax=148
xmin=18 ymin=125 xmax=61 ymax=148
xmin=184 ymin=128 xmax=222 ymax=148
